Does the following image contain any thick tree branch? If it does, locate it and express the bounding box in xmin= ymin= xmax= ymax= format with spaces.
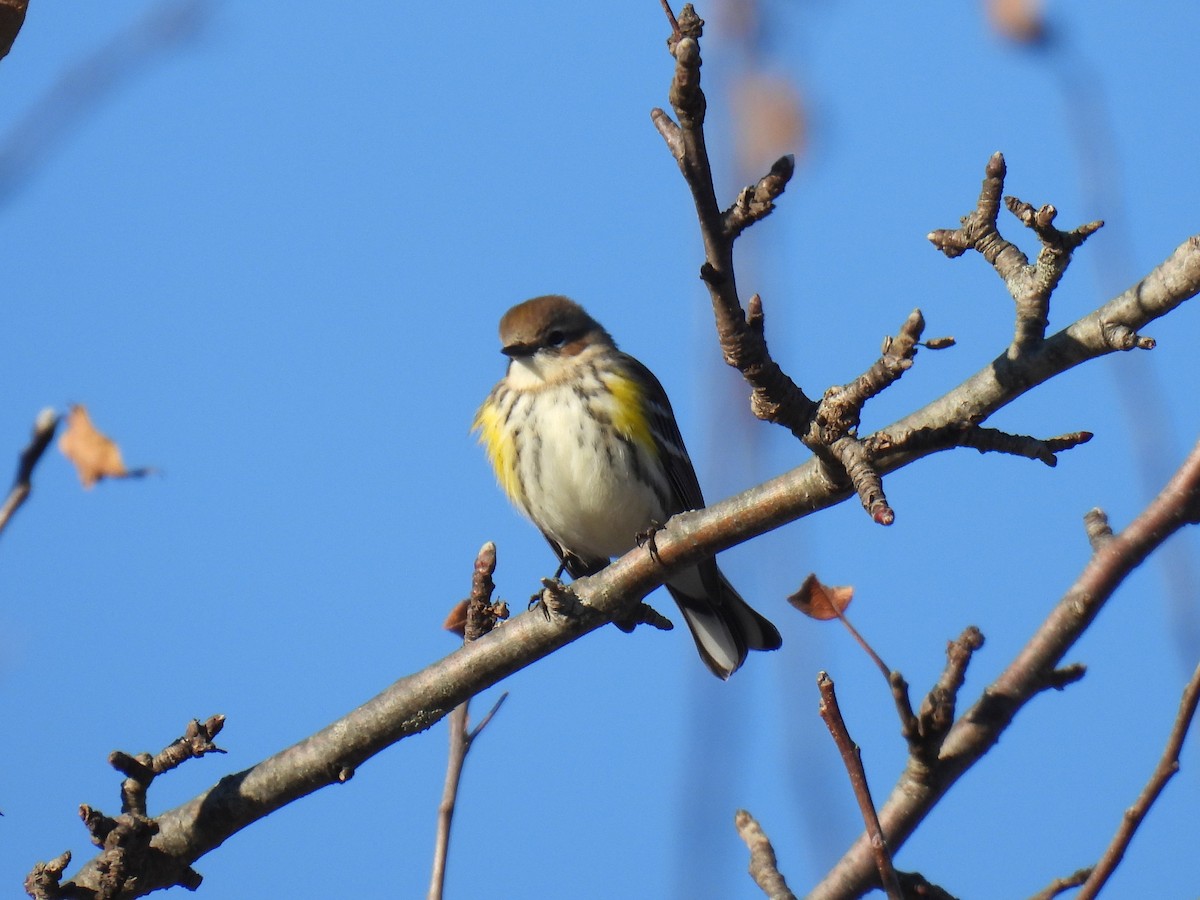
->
xmin=877 ymin=234 xmax=1200 ymax=455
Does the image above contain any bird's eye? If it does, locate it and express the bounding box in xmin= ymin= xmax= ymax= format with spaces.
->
xmin=546 ymin=329 xmax=567 ymax=348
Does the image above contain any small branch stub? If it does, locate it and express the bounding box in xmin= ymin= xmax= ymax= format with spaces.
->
xmin=735 ymin=809 xmax=796 ymax=900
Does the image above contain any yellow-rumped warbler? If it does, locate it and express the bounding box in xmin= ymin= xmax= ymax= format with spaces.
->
xmin=474 ymin=295 xmax=781 ymax=679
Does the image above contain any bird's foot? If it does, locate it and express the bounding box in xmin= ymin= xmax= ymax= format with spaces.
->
xmin=635 ymin=520 xmax=665 ymax=564
xmin=538 ymin=576 xmax=579 ymax=621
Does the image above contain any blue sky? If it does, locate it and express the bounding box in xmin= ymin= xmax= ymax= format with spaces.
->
xmin=3 ymin=2 xmax=1198 ymax=898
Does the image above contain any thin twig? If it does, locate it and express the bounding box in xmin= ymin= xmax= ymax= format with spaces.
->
xmin=428 ymin=705 xmax=469 ymax=900
xmin=1027 ymin=867 xmax=1093 ymax=900
xmin=817 ymin=673 xmax=903 ymax=899
xmin=428 ymin=692 xmax=508 ymax=900
xmin=657 ymin=0 xmax=679 ymax=42
xmin=0 ymin=408 xmax=59 ymax=539
xmin=428 ymin=543 xmax=509 ymax=900
xmin=835 ymin=608 xmax=891 ymax=682
xmin=927 ymin=152 xmax=1103 ymax=355
xmin=1074 ymin=660 xmax=1200 ymax=900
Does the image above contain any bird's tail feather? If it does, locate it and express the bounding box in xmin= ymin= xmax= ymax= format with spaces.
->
xmin=667 ymin=563 xmax=782 ymax=680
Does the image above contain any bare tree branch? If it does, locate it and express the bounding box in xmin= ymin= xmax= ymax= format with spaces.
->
xmin=809 ymin=436 xmax=1200 ymax=898
xmin=26 ymin=7 xmax=1200 ymax=893
xmin=1027 ymin=867 xmax=1093 ymax=900
xmin=650 ymin=5 xmax=1122 ymax=530
xmin=817 ymin=673 xmax=903 ymax=899
xmin=428 ymin=543 xmax=508 ymax=900
xmin=0 ymin=408 xmax=59 ymax=539
xmin=652 ymin=4 xmax=815 ymax=441
xmin=735 ymin=809 xmax=796 ymax=900
xmin=928 ymin=152 xmax=1103 ymax=354
xmin=894 ymin=628 xmax=986 ymax=768
xmin=427 ymin=693 xmax=507 ymax=900
xmin=26 ymin=719 xmax=224 ymax=899
xmin=30 ymin=217 xmax=1200 ymax=899
xmin=1073 ymin=659 xmax=1200 ymax=900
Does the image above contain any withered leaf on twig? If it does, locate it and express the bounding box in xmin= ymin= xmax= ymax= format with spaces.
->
xmin=58 ymin=404 xmax=154 ymax=489
xmin=787 ymin=573 xmax=854 ymax=621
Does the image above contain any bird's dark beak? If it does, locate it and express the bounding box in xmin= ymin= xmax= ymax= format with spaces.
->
xmin=501 ymin=341 xmax=536 ymax=358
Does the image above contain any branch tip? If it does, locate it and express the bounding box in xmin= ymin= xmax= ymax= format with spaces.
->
xmin=1044 ymin=663 xmax=1087 ymax=690
xmin=735 ymin=809 xmax=797 ymax=900
xmin=817 ymin=673 xmax=903 ymax=898
xmin=0 ymin=406 xmax=61 ymax=538
xmin=658 ymin=0 xmax=679 ymax=39
xmin=650 ymin=107 xmax=683 ymax=160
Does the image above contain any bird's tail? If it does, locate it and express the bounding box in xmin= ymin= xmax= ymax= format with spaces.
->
xmin=666 ymin=561 xmax=782 ymax=680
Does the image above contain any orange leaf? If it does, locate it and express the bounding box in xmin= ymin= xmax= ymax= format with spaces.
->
xmin=787 ymin=573 xmax=854 ymax=621
xmin=57 ymin=404 xmax=155 ymax=489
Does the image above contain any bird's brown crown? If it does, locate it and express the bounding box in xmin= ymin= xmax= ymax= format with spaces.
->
xmin=498 ymin=295 xmax=613 ymax=357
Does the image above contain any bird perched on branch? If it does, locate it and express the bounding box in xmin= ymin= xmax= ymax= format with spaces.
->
xmin=474 ymin=295 xmax=781 ymax=678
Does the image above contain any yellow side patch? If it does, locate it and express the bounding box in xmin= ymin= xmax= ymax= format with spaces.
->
xmin=603 ymin=370 xmax=656 ymax=455
xmin=473 ymin=401 xmax=522 ymax=504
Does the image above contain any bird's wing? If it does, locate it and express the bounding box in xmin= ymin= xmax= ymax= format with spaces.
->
xmin=617 ymin=352 xmax=706 ymax=514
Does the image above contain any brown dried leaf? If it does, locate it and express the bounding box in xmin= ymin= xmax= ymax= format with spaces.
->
xmin=58 ymin=405 xmax=130 ymax=489
xmin=443 ymin=600 xmax=468 ymax=637
xmin=787 ymin=573 xmax=854 ymax=621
